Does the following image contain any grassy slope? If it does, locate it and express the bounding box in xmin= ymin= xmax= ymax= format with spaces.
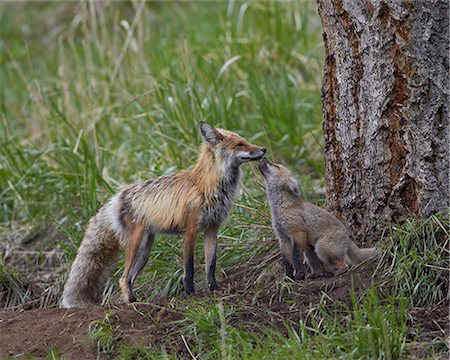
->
xmin=0 ymin=1 xmax=448 ymax=359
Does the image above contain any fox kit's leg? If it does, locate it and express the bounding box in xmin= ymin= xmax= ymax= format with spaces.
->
xmin=304 ymin=246 xmax=333 ymax=279
xmin=279 ymin=238 xmax=295 ymax=279
xmin=119 ymin=221 xmax=146 ymax=303
xmin=183 ymin=214 xmax=199 ymax=295
xmin=204 ymin=227 xmax=219 ymax=291
xmin=291 ymin=230 xmax=307 ymax=280
xmin=314 ymin=237 xmax=347 ymax=276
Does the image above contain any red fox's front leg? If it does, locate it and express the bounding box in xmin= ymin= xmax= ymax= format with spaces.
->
xmin=204 ymin=227 xmax=219 ymax=291
xmin=183 ymin=215 xmax=199 ymax=295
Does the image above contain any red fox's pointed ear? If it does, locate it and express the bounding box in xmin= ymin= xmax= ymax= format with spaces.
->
xmin=199 ymin=121 xmax=223 ymax=144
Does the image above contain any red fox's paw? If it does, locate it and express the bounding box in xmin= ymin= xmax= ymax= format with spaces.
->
xmin=121 ymin=291 xmax=137 ymax=303
xmin=184 ymin=288 xmax=195 ymax=296
xmin=208 ymin=281 xmax=219 ymax=292
xmin=183 ymin=279 xmax=195 ymax=295
xmin=127 ymin=294 xmax=137 ymax=303
xmin=119 ymin=277 xmax=137 ymax=303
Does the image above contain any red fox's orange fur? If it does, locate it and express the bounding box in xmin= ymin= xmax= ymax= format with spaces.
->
xmin=60 ymin=122 xmax=266 ymax=308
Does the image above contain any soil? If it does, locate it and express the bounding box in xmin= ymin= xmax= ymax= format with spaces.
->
xmin=0 ymin=247 xmax=448 ymax=359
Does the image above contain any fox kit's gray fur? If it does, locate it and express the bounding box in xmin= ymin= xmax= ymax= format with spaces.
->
xmin=258 ymin=158 xmax=376 ymax=279
xmin=60 ymin=122 xmax=266 ymax=308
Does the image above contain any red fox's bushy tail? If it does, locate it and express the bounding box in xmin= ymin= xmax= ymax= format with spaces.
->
xmin=346 ymin=242 xmax=376 ymax=266
xmin=60 ymin=198 xmax=122 ymax=308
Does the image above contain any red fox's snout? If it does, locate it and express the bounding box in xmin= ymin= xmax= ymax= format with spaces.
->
xmin=236 ymin=146 xmax=266 ymax=162
xmin=199 ymin=121 xmax=266 ymax=163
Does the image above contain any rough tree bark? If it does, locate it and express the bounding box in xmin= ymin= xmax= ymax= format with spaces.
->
xmin=316 ymin=0 xmax=449 ymax=242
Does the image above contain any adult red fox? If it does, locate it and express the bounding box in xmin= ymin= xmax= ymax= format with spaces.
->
xmin=60 ymin=122 xmax=266 ymax=308
xmin=258 ymin=158 xmax=376 ymax=279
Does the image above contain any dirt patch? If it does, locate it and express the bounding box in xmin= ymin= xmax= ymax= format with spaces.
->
xmin=0 ymin=307 xmax=103 ymax=359
xmin=410 ymin=305 xmax=449 ymax=339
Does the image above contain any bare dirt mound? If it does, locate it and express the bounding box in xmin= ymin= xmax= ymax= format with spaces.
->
xmin=0 ymin=303 xmax=186 ymax=359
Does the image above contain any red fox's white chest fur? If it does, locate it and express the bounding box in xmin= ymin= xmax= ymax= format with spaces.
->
xmin=60 ymin=122 xmax=265 ymax=308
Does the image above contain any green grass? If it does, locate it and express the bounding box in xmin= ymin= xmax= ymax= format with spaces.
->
xmin=0 ymin=1 xmax=448 ymax=359
xmin=375 ymin=211 xmax=449 ymax=307
xmin=0 ymin=256 xmax=27 ymax=308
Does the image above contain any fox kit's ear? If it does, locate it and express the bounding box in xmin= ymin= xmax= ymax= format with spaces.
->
xmin=287 ymin=178 xmax=301 ymax=197
xmin=199 ymin=121 xmax=223 ymax=144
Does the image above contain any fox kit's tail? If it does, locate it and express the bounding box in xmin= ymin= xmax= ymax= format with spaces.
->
xmin=60 ymin=199 xmax=122 ymax=308
xmin=346 ymin=242 xmax=376 ymax=266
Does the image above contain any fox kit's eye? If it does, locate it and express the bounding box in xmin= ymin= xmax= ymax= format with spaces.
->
xmin=235 ymin=143 xmax=245 ymax=148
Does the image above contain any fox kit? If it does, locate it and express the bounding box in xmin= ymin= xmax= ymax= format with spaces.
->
xmin=60 ymin=122 xmax=266 ymax=308
xmin=258 ymin=158 xmax=375 ymax=280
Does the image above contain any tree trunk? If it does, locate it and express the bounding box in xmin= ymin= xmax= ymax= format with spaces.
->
xmin=316 ymin=0 xmax=449 ymax=243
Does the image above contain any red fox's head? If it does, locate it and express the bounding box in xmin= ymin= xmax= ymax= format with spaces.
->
xmin=199 ymin=122 xmax=266 ymax=164
xmin=258 ymin=158 xmax=301 ymax=197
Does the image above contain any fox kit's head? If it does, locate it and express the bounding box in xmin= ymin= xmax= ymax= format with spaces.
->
xmin=258 ymin=158 xmax=301 ymax=198
xmin=199 ymin=122 xmax=266 ymax=165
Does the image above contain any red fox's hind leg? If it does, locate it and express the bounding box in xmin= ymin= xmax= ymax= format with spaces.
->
xmin=204 ymin=228 xmax=219 ymax=291
xmin=120 ymin=222 xmax=145 ymax=303
xmin=129 ymin=232 xmax=155 ymax=290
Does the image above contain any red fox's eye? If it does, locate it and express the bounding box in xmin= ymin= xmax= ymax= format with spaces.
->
xmin=235 ymin=143 xmax=245 ymax=148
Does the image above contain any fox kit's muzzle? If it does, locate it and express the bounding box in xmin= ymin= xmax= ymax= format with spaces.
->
xmin=258 ymin=157 xmax=272 ymax=174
